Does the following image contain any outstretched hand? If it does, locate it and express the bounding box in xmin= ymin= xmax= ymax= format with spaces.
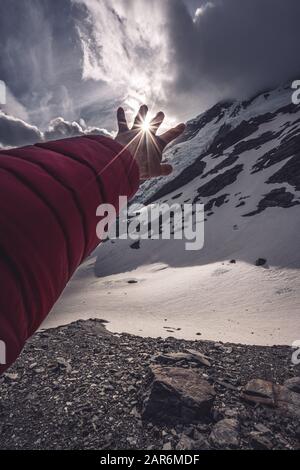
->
xmin=115 ymin=105 xmax=185 ymax=181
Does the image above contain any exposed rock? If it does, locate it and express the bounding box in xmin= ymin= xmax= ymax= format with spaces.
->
xmin=205 ymin=194 xmax=229 ymax=212
xmin=249 ymin=432 xmax=273 ymax=450
xmin=252 ymin=131 xmax=300 ymax=190
xmin=243 ymin=378 xmax=300 ymax=418
xmin=142 ymin=365 xmax=216 ymax=424
xmin=284 ymin=377 xmax=300 ymax=394
xmin=186 ymin=349 xmax=212 ymax=367
xmin=254 ymin=423 xmax=271 ymax=434
xmin=209 ymin=419 xmax=239 ymax=449
xmin=146 ymin=159 xmax=206 ymax=204
xmin=245 ymin=188 xmax=299 ymax=216
xmin=130 ymin=241 xmax=140 ymax=250
xmin=3 ymin=372 xmax=19 ymax=381
xmin=276 ymin=384 xmax=300 ymax=418
xmin=193 ymin=165 xmax=244 ymax=203
xmin=1 ymin=319 xmax=299 ymax=450
xmin=55 ymin=357 xmax=72 ymax=373
xmin=216 ymin=379 xmax=238 ymax=392
xmin=162 ymin=442 xmax=172 ymax=451
xmin=192 ymin=432 xmax=210 ymax=450
xmin=176 ymin=434 xmax=194 ymax=450
xmin=224 ymin=409 xmax=239 ymax=419
xmin=242 ymin=379 xmax=276 ymax=406
xmin=154 ymin=350 xmax=211 ymax=368
xmin=255 ymin=258 xmax=267 ymax=267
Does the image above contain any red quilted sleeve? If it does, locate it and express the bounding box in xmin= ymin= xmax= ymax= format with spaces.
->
xmin=0 ymin=135 xmax=140 ymax=374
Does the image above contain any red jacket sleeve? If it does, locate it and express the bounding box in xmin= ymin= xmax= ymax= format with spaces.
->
xmin=0 ymin=135 xmax=140 ymax=374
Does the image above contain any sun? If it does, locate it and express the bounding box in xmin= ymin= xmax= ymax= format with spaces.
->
xmin=140 ymin=116 xmax=151 ymax=133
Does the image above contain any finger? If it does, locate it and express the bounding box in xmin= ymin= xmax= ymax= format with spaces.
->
xmin=117 ymin=107 xmax=129 ymax=133
xmin=159 ymin=123 xmax=186 ymax=147
xmin=132 ymin=104 xmax=148 ymax=129
xmin=146 ymin=135 xmax=160 ymax=177
xmin=150 ymin=111 xmax=165 ymax=134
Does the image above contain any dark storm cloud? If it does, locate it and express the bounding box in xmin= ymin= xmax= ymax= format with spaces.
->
xmin=166 ymin=0 xmax=300 ymax=110
xmin=0 ymin=112 xmax=111 ymax=149
xmin=0 ymin=0 xmax=300 ymax=141
xmin=0 ymin=112 xmax=42 ymax=148
xmin=0 ymin=0 xmax=111 ymax=128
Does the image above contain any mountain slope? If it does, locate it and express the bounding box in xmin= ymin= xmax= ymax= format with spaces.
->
xmin=45 ymin=84 xmax=300 ymax=345
xmin=95 ymin=84 xmax=300 ymax=273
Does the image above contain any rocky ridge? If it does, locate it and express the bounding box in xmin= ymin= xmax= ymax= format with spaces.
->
xmin=0 ymin=319 xmax=299 ymax=450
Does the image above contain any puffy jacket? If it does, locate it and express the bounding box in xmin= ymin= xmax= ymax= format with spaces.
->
xmin=0 ymin=135 xmax=140 ymax=374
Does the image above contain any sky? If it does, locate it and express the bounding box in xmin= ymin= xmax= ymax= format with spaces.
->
xmin=0 ymin=0 xmax=299 ymax=148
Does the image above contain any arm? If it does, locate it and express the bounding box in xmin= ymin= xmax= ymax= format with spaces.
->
xmin=0 ymin=106 xmax=184 ymax=374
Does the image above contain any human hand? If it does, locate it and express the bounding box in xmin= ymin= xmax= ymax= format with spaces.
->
xmin=115 ymin=105 xmax=185 ymax=180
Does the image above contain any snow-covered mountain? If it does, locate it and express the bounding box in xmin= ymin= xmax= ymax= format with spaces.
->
xmin=95 ymin=84 xmax=300 ymax=273
xmin=45 ymin=84 xmax=300 ymax=345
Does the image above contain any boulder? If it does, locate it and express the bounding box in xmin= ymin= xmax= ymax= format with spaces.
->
xmin=242 ymin=378 xmax=300 ymax=418
xmin=142 ymin=365 xmax=215 ymax=424
xmin=242 ymin=379 xmax=276 ymax=406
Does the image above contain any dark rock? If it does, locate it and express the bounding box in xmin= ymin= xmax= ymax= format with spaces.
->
xmin=244 ymin=188 xmax=299 ymax=216
xmin=130 ymin=241 xmax=140 ymax=250
xmin=284 ymin=377 xmax=300 ymax=394
xmin=186 ymin=349 xmax=212 ymax=367
xmin=209 ymin=418 xmax=240 ymax=449
xmin=176 ymin=434 xmax=194 ymax=450
xmin=193 ymin=165 xmax=244 ymax=204
xmin=146 ymin=159 xmax=206 ymax=204
xmin=216 ymin=380 xmax=238 ymax=392
xmin=243 ymin=379 xmax=300 ymax=418
xmin=1 ymin=317 xmax=299 ymax=450
xmin=255 ymin=258 xmax=267 ymax=267
xmin=205 ymin=194 xmax=229 ymax=212
xmin=192 ymin=430 xmax=209 ymax=450
xmin=142 ymin=365 xmax=216 ymax=424
xmin=276 ymin=384 xmax=300 ymax=418
xmin=254 ymin=423 xmax=271 ymax=434
xmin=154 ymin=350 xmax=211 ymax=368
xmin=242 ymin=379 xmax=276 ymax=406
xmin=252 ymin=131 xmax=300 ymax=190
xmin=249 ymin=432 xmax=273 ymax=450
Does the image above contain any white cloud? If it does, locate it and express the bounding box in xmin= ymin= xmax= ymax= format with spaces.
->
xmin=193 ymin=2 xmax=214 ymax=22
xmin=75 ymin=0 xmax=174 ymax=126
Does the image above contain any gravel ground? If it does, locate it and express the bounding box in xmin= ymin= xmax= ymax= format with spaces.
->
xmin=0 ymin=319 xmax=299 ymax=450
